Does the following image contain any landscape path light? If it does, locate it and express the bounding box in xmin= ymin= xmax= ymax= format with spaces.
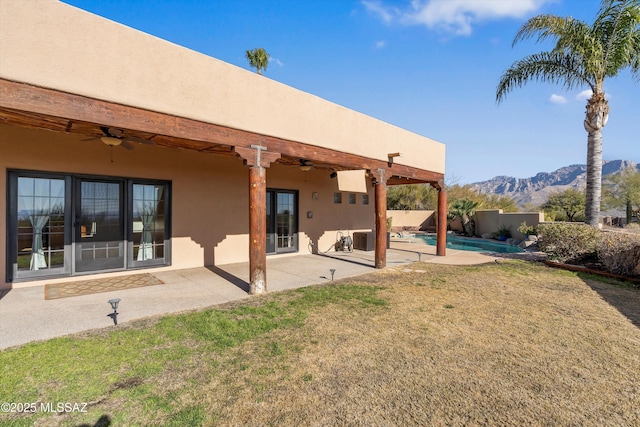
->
xmin=107 ymin=298 xmax=121 ymax=325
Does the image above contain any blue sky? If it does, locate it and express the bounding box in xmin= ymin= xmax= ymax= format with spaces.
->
xmin=64 ymin=0 xmax=638 ymax=184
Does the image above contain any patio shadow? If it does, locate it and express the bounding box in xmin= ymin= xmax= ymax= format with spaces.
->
xmin=316 ymin=252 xmax=374 ymax=269
xmin=206 ymin=266 xmax=250 ymax=293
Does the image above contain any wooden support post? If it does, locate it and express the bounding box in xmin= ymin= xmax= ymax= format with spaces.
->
xmin=437 ymin=187 xmax=447 ymax=257
xmin=234 ymin=144 xmax=281 ymax=295
xmin=249 ymin=166 xmax=266 ymax=294
xmin=372 ymin=168 xmax=388 ymax=269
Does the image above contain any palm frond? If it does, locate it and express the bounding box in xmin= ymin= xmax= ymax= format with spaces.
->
xmin=245 ymin=48 xmax=270 ymax=74
xmin=594 ymin=0 xmax=640 ymax=77
xmin=632 ymin=29 xmax=640 ymax=80
xmin=496 ymin=52 xmax=594 ymax=103
xmin=513 ymin=14 xmax=590 ymax=47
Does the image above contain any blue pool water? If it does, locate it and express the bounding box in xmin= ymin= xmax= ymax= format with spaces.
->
xmin=413 ymin=235 xmax=524 ymax=253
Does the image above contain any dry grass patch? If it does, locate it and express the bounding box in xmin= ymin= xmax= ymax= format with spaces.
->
xmin=1 ymin=261 xmax=638 ymax=426
xmin=200 ymin=263 xmax=640 ymax=426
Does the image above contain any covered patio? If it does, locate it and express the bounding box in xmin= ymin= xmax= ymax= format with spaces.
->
xmin=0 ymin=0 xmax=447 ymax=294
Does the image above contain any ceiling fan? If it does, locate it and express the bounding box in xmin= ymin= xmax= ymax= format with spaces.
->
xmin=82 ymin=126 xmax=153 ymax=150
xmin=299 ymin=159 xmax=314 ymax=171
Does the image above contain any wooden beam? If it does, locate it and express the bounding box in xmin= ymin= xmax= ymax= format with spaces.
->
xmin=234 ymin=146 xmax=281 ymax=168
xmin=237 ymin=145 xmax=280 ymax=295
xmin=388 ymin=176 xmax=430 ymax=186
xmin=371 ymin=168 xmax=388 ymax=269
xmin=248 ymin=166 xmax=267 ymax=294
xmin=0 ymin=79 xmax=444 ymax=183
xmin=437 ymin=189 xmax=447 ymax=256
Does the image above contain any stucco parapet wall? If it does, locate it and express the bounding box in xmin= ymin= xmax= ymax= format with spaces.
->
xmin=0 ymin=0 xmax=445 ymax=175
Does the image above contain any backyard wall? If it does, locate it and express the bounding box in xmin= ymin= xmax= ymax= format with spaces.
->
xmin=387 ymin=210 xmax=435 ymax=231
xmin=474 ymin=210 xmax=545 ymax=241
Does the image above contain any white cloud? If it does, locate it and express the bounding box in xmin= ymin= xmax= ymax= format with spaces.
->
xmin=363 ymin=0 xmax=550 ymax=36
xmin=549 ymin=94 xmax=567 ymax=104
xmin=576 ymin=89 xmax=592 ymax=101
xmin=375 ymin=40 xmax=387 ymax=48
xmin=362 ymin=0 xmax=397 ymax=23
xmin=269 ymin=57 xmax=284 ymax=67
xmin=576 ymin=89 xmax=611 ymax=101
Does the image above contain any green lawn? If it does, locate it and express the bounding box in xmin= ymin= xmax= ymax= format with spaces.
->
xmin=1 ymin=261 xmax=638 ymax=426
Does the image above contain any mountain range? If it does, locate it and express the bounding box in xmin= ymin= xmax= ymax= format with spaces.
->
xmin=469 ymin=160 xmax=639 ymax=210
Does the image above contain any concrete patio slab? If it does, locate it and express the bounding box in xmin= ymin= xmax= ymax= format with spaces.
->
xmin=0 ymin=247 xmax=500 ymax=350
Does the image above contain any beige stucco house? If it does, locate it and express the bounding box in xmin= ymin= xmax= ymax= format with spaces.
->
xmin=0 ymin=0 xmax=447 ymax=293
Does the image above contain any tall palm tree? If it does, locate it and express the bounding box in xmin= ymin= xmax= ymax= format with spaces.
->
xmin=496 ymin=0 xmax=640 ymax=226
xmin=245 ymin=48 xmax=270 ymax=75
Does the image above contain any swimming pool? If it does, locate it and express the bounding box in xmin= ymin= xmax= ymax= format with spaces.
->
xmin=413 ymin=234 xmax=524 ymax=253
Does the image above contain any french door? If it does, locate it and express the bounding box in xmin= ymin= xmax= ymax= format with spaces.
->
xmin=10 ymin=174 xmax=71 ymax=280
xmin=7 ymin=171 xmax=170 ymax=282
xmin=75 ymin=179 xmax=125 ymax=272
xmin=266 ymin=189 xmax=298 ymax=254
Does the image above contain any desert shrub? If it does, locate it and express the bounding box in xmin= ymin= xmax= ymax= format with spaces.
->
xmin=495 ymin=224 xmax=512 ymax=240
xmin=597 ymin=232 xmax=640 ymax=276
xmin=537 ymin=223 xmax=599 ymax=262
xmin=517 ymin=221 xmax=538 ymax=236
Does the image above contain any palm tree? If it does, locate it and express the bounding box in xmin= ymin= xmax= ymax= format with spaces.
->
xmin=449 ymin=199 xmax=480 ymax=236
xmin=496 ymin=0 xmax=640 ymax=227
xmin=245 ymin=48 xmax=270 ymax=75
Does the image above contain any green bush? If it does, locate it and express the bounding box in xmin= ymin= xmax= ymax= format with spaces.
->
xmin=597 ymin=232 xmax=640 ymax=276
xmin=495 ymin=224 xmax=512 ymax=239
xmin=517 ymin=221 xmax=538 ymax=236
xmin=537 ymin=223 xmax=599 ymax=262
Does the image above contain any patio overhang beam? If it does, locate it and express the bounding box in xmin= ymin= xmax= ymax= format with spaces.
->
xmin=0 ymin=79 xmax=443 ymax=184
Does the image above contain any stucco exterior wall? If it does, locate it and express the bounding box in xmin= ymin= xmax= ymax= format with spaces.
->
xmin=0 ymin=0 xmax=445 ymax=174
xmin=474 ymin=210 xmax=545 ymax=241
xmin=1 ymin=125 xmax=375 ymax=288
xmin=387 ymin=210 xmax=435 ymax=230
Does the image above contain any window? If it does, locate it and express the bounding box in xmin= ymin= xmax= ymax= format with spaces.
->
xmin=7 ymin=170 xmax=171 ymax=281
xmin=362 ymin=194 xmax=369 ymax=205
xmin=334 ymin=192 xmax=342 ymax=204
xmin=130 ymin=183 xmax=167 ymax=266
xmin=266 ymin=189 xmax=298 ymax=254
xmin=13 ymin=176 xmax=69 ymax=278
xmin=348 ymin=193 xmax=356 ymax=204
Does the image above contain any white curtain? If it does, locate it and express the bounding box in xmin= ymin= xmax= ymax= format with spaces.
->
xmin=137 ymin=186 xmax=163 ymax=261
xmin=137 ymin=213 xmax=154 ymax=260
xmin=29 ymin=213 xmax=49 ymax=270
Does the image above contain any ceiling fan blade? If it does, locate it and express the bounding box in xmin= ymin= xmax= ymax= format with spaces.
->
xmin=81 ymin=137 xmax=100 ymax=142
xmin=125 ymin=135 xmax=154 ymax=145
xmin=107 ymin=127 xmax=124 ymax=138
xmin=120 ymin=140 xmax=134 ymax=150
